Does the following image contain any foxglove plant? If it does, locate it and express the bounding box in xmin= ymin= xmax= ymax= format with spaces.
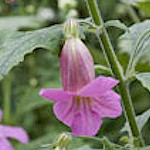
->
xmin=0 ymin=108 xmax=29 ymax=150
xmin=40 ymin=19 xmax=122 ymax=136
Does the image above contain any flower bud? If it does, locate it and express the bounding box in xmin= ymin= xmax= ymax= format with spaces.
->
xmin=60 ymin=19 xmax=95 ymax=92
xmin=64 ymin=19 xmax=79 ymax=39
xmin=54 ymin=133 xmax=72 ymax=150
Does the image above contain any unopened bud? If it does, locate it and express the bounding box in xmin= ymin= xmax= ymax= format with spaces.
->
xmin=61 ymin=20 xmax=95 ymax=92
xmin=64 ymin=19 xmax=79 ymax=39
xmin=54 ymin=133 xmax=72 ymax=150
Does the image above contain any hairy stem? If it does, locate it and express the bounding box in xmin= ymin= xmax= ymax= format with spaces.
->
xmin=85 ymin=0 xmax=144 ymax=147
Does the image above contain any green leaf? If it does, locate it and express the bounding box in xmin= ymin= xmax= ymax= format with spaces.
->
xmin=0 ymin=16 xmax=45 ymax=31
xmin=135 ymin=73 xmax=150 ymax=91
xmin=0 ymin=24 xmax=63 ymax=80
xmin=105 ymin=20 xmax=128 ymax=31
xmin=119 ymin=20 xmax=150 ymax=65
xmin=138 ymin=1 xmax=150 ymax=17
xmin=121 ymin=108 xmax=150 ymax=133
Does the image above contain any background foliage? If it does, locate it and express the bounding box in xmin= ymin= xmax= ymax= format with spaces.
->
xmin=0 ymin=0 xmax=149 ymax=149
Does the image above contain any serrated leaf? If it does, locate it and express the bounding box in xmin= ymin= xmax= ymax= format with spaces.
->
xmin=135 ymin=73 xmax=150 ymax=91
xmin=121 ymin=108 xmax=150 ymax=133
xmin=0 ymin=16 xmax=45 ymax=31
xmin=0 ymin=24 xmax=63 ymax=80
xmin=119 ymin=20 xmax=150 ymax=65
xmin=105 ymin=20 xmax=128 ymax=31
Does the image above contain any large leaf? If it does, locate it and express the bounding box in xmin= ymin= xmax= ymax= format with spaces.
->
xmin=136 ymin=73 xmax=150 ymax=91
xmin=119 ymin=20 xmax=150 ymax=64
xmin=121 ymin=108 xmax=150 ymax=133
xmin=0 ymin=16 xmax=45 ymax=31
xmin=105 ymin=20 xmax=128 ymax=31
xmin=0 ymin=24 xmax=63 ymax=80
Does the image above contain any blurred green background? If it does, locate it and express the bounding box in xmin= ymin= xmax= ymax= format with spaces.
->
xmin=0 ymin=0 xmax=149 ymax=149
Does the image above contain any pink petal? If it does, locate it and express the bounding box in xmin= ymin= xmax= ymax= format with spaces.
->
xmin=0 ymin=108 xmax=3 ymax=122
xmin=0 ymin=138 xmax=14 ymax=150
xmin=71 ymin=101 xmax=102 ymax=136
xmin=79 ymin=76 xmax=119 ymax=97
xmin=92 ymin=91 xmax=122 ymax=118
xmin=39 ymin=88 xmax=73 ymax=102
xmin=0 ymin=125 xmax=29 ymax=144
xmin=54 ymin=99 xmax=77 ymax=126
xmin=60 ymin=38 xmax=95 ymax=92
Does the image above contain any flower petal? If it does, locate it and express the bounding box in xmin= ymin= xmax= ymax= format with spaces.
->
xmin=92 ymin=91 xmax=122 ymax=118
xmin=40 ymin=88 xmax=73 ymax=102
xmin=71 ymin=101 xmax=102 ymax=136
xmin=0 ymin=108 xmax=3 ymax=122
xmin=79 ymin=76 xmax=119 ymax=97
xmin=0 ymin=138 xmax=13 ymax=150
xmin=0 ymin=125 xmax=29 ymax=144
xmin=54 ymin=99 xmax=77 ymax=126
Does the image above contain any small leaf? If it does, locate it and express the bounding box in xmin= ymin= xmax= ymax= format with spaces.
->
xmin=135 ymin=73 xmax=150 ymax=91
xmin=105 ymin=20 xmax=128 ymax=31
xmin=0 ymin=24 xmax=63 ymax=80
xmin=121 ymin=108 xmax=150 ymax=133
xmin=119 ymin=20 xmax=150 ymax=65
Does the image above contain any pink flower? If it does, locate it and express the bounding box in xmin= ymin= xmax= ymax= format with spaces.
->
xmin=0 ymin=108 xmax=29 ymax=150
xmin=40 ymin=19 xmax=122 ymax=136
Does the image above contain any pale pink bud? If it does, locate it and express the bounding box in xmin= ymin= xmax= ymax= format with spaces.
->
xmin=60 ymin=19 xmax=94 ymax=92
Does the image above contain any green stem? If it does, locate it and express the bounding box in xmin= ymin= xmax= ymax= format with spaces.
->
xmin=85 ymin=0 xmax=144 ymax=147
xmin=2 ymin=74 xmax=12 ymax=124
